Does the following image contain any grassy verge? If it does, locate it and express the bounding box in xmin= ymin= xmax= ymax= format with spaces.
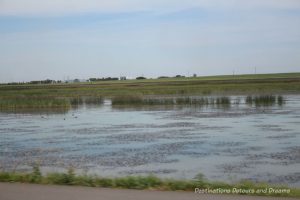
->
xmin=0 ymin=168 xmax=299 ymax=198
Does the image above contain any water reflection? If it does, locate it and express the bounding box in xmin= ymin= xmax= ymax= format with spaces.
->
xmin=246 ymin=95 xmax=285 ymax=107
xmin=111 ymin=95 xmax=285 ymax=111
xmin=0 ymin=95 xmax=287 ymax=114
xmin=0 ymin=95 xmax=299 ymax=186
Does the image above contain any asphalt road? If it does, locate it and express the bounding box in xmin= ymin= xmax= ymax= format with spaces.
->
xmin=0 ymin=183 xmax=295 ymax=200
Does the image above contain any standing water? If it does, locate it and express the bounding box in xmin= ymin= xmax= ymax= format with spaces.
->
xmin=0 ymin=95 xmax=300 ymax=186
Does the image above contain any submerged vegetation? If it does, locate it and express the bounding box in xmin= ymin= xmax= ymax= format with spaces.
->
xmin=0 ymin=73 xmax=298 ymax=110
xmin=0 ymin=167 xmax=299 ymax=197
xmin=0 ymin=96 xmax=103 ymax=111
xmin=0 ymin=94 xmax=287 ymax=111
xmin=69 ymin=96 xmax=103 ymax=107
xmin=112 ymin=96 xmax=232 ymax=108
xmin=112 ymin=95 xmax=284 ymax=108
xmin=246 ymin=95 xmax=285 ymax=107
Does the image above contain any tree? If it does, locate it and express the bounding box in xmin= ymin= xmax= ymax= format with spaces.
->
xmin=136 ymin=76 xmax=146 ymax=80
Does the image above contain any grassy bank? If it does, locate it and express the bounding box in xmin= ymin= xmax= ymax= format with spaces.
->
xmin=0 ymin=168 xmax=299 ymax=198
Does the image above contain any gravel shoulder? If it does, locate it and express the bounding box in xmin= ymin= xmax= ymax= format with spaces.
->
xmin=0 ymin=183 xmax=295 ymax=200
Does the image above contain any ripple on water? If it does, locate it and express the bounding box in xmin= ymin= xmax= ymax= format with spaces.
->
xmin=1 ymin=95 xmax=300 ymax=186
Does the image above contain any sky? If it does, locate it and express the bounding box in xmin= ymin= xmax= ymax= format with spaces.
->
xmin=0 ymin=0 xmax=300 ymax=83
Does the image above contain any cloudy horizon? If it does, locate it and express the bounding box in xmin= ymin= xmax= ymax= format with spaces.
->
xmin=1 ymin=0 xmax=300 ymax=83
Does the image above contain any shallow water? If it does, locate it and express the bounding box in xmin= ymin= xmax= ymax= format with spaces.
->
xmin=0 ymin=95 xmax=300 ymax=186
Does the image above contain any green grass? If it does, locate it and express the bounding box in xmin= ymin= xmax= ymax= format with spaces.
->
xmin=0 ymin=73 xmax=299 ymax=110
xmin=0 ymin=169 xmax=299 ymax=198
xmin=0 ymin=96 xmax=71 ymax=110
xmin=0 ymin=96 xmax=104 ymax=111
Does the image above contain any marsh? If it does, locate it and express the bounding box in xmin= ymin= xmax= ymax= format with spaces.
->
xmin=0 ymin=95 xmax=299 ymax=186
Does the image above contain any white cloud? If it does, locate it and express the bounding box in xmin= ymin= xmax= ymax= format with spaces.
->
xmin=1 ymin=0 xmax=300 ymax=16
xmin=1 ymin=0 xmax=300 ymax=82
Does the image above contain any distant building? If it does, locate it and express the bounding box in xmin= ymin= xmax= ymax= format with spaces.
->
xmin=120 ymin=76 xmax=127 ymax=80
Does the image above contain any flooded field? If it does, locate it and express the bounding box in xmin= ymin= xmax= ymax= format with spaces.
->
xmin=0 ymin=95 xmax=300 ymax=186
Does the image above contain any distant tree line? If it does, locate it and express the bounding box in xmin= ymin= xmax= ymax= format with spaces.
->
xmin=4 ymin=79 xmax=61 ymax=85
xmin=1 ymin=74 xmax=196 ymax=85
xmin=89 ymin=77 xmax=119 ymax=82
xmin=136 ymin=74 xmax=187 ymax=80
xmin=29 ymin=79 xmax=59 ymax=84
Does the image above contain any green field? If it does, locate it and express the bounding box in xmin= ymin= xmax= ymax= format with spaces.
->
xmin=1 ymin=72 xmax=300 ymax=110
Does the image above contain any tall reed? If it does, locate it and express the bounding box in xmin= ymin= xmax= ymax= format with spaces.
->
xmin=246 ymin=95 xmax=284 ymax=107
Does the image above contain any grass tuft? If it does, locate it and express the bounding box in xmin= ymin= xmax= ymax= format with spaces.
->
xmin=0 ymin=167 xmax=299 ymax=197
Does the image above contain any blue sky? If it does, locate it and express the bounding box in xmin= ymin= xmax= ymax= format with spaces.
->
xmin=0 ymin=1 xmax=300 ymax=82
